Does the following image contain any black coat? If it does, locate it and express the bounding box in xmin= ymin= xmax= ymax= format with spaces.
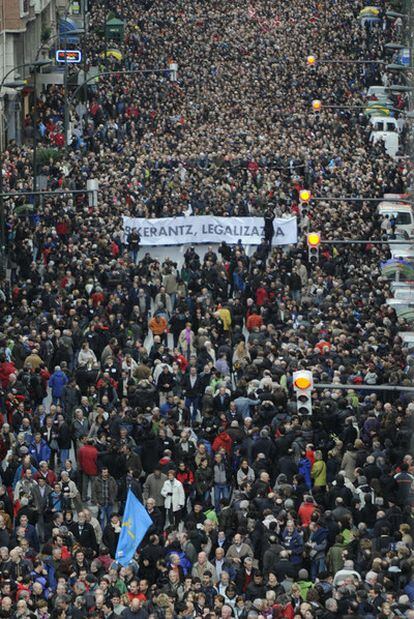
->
xmin=139 ymin=542 xmax=165 ymax=584
xmin=272 ymin=558 xmax=296 ymax=580
xmin=252 ymin=437 xmax=275 ymax=461
xmin=181 ymin=375 xmax=203 ymax=398
xmin=147 ymin=507 xmax=164 ymax=535
xmin=141 ymin=436 xmax=163 ymax=473
xmin=213 ymin=393 xmax=231 ymax=413
xmin=69 ymin=522 xmax=97 ymax=552
xmin=57 ymin=422 xmax=72 ymax=449
xmin=102 ymin=522 xmax=120 ymax=557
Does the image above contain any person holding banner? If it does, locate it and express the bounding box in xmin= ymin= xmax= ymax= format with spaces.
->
xmin=115 ymin=489 xmax=152 ymax=568
xmin=264 ymin=208 xmax=275 ymax=254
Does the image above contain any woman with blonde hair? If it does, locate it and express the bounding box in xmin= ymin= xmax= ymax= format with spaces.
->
xmin=232 ymin=340 xmax=251 ymax=376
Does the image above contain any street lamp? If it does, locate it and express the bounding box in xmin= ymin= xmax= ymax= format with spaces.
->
xmin=59 ymin=28 xmax=85 ymax=150
xmin=29 ymin=60 xmax=52 ymax=198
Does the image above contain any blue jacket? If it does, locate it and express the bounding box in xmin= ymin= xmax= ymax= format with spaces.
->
xmin=281 ymin=528 xmax=304 ymax=564
xmin=12 ymin=464 xmax=38 ymax=488
xmin=404 ymin=580 xmax=414 ymax=602
xmin=28 ymin=439 xmax=51 ymax=465
xmin=298 ymin=457 xmax=312 ymax=489
xmin=48 ymin=370 xmax=68 ymax=397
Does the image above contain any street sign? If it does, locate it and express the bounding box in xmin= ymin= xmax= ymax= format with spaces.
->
xmin=55 ymin=50 xmax=82 ymax=64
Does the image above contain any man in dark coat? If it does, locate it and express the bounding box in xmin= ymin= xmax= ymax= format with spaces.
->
xmin=102 ymin=513 xmax=121 ymax=558
xmin=69 ymin=510 xmax=97 ymax=554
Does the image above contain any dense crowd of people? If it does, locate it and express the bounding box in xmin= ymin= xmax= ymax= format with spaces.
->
xmin=0 ymin=0 xmax=413 ymax=617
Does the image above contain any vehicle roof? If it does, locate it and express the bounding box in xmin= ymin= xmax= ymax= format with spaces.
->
xmin=370 ymin=116 xmax=398 ymax=124
xmin=398 ymin=331 xmax=414 ymax=342
xmin=378 ymin=202 xmax=412 ymax=211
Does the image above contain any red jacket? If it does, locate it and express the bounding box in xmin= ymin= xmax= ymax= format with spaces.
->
xmin=246 ymin=312 xmax=263 ymax=332
xmin=0 ymin=361 xmax=16 ymax=389
xmin=298 ymin=501 xmax=317 ymax=527
xmin=212 ymin=432 xmax=233 ymax=455
xmin=78 ymin=444 xmax=98 ymax=476
xmin=176 ymin=469 xmax=195 ymax=494
xmin=255 ymin=287 xmax=268 ymax=307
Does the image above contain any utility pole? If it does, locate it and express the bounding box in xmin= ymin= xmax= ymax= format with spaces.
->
xmin=32 ymin=67 xmax=38 ymax=202
xmin=64 ymin=30 xmax=69 ymax=150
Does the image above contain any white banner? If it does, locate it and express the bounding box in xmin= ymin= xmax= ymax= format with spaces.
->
xmin=122 ymin=215 xmax=297 ymax=246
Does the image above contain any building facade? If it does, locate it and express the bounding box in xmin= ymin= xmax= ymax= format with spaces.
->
xmin=0 ymin=0 xmax=57 ymax=147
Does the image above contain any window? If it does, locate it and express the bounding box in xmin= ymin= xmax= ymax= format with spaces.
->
xmin=396 ymin=212 xmax=412 ymax=225
xmin=20 ymin=0 xmax=29 ymax=16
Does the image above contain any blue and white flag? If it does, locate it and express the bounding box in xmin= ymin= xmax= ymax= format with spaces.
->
xmin=115 ymin=490 xmax=152 ymax=566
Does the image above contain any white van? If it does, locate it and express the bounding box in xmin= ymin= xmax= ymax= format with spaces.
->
xmin=398 ymin=331 xmax=414 ymax=351
xmin=366 ymin=86 xmax=391 ymax=102
xmin=383 ymin=193 xmax=411 ymax=201
xmin=370 ymin=116 xmax=400 ymax=158
xmin=394 ymin=287 xmax=414 ymax=301
xmin=386 ymin=298 xmax=414 ymax=322
xmin=389 ymin=231 xmax=414 ymax=260
xmin=378 ymin=202 xmax=414 ymax=236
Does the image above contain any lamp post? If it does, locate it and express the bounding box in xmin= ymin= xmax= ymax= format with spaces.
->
xmin=29 ymin=60 xmax=52 ymax=199
xmin=60 ymin=28 xmax=85 ymax=150
xmin=33 ymin=27 xmax=85 ymax=150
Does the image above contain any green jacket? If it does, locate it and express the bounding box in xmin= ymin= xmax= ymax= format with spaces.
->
xmin=311 ymin=460 xmax=327 ymax=487
xmin=297 ymin=579 xmax=313 ymax=600
xmin=326 ymin=542 xmax=347 ymax=574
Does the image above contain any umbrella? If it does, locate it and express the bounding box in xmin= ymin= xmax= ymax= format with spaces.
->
xmin=359 ymin=6 xmax=380 ymax=16
xmin=101 ymin=48 xmax=123 ymax=61
xmin=14 ymin=204 xmax=35 ymax=216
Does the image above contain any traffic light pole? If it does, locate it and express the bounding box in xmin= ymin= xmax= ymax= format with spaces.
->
xmin=313 ymin=383 xmax=414 ymax=393
xmin=309 ymin=197 xmax=414 ymax=204
xmin=0 ymin=188 xmax=95 ymax=198
xmin=319 ymin=239 xmax=414 ymax=245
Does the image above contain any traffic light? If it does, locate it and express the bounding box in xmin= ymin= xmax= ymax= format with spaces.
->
xmin=87 ymin=179 xmax=99 ymax=207
xmin=168 ymin=61 xmax=178 ymax=81
xmin=299 ymin=189 xmax=312 ymax=217
xmin=293 ymin=370 xmax=313 ymax=416
xmin=307 ymin=232 xmax=321 ymax=265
